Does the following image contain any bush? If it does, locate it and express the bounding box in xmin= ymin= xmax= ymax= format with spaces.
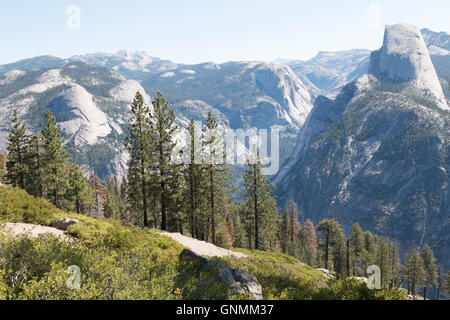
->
xmin=0 ymin=185 xmax=185 ymax=300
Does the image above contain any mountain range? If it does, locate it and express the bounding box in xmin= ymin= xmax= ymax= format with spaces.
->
xmin=0 ymin=24 xmax=449 ymax=267
xmin=274 ymin=24 xmax=449 ymax=267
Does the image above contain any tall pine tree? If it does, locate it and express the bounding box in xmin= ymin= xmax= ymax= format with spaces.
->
xmin=126 ymin=92 xmax=151 ymax=226
xmin=6 ymin=110 xmax=30 ymax=190
xmin=42 ymin=109 xmax=69 ymax=208
xmin=149 ymin=91 xmax=178 ymax=231
xmin=242 ymin=153 xmax=278 ymax=250
xmin=421 ymin=244 xmax=437 ymax=300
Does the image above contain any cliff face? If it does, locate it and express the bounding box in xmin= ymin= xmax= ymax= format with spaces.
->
xmin=274 ymin=24 xmax=450 ymax=267
xmin=369 ymin=23 xmax=448 ymax=111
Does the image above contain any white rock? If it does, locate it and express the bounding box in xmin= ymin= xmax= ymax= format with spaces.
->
xmin=369 ymin=23 xmax=448 ymax=111
xmin=49 ymin=84 xmax=111 ymax=146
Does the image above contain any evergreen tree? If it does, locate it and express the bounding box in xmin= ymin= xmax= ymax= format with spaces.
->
xmin=301 ymin=219 xmax=318 ymax=266
xmin=389 ymin=241 xmax=402 ymax=289
xmin=316 ymin=218 xmax=344 ymax=270
xmin=6 ymin=110 xmax=30 ymax=189
xmin=446 ymin=271 xmax=450 ymax=296
xmin=88 ymin=173 xmax=106 ymax=218
xmin=184 ymin=119 xmax=207 ymax=238
xmin=241 ymin=153 xmax=278 ymax=250
xmin=421 ymin=244 xmax=438 ymax=300
xmin=403 ymin=247 xmax=425 ymax=296
xmin=125 ymin=92 xmax=151 ymax=226
xmin=0 ymin=153 xmax=6 ymax=181
xmin=362 ymin=231 xmax=377 ymax=276
xmin=287 ymin=200 xmax=300 ymax=243
xmin=376 ymin=237 xmax=392 ymax=287
xmin=349 ymin=223 xmax=365 ymax=276
xmin=103 ymin=177 xmax=123 ymax=220
xmin=332 ymin=231 xmax=347 ymax=279
xmin=279 ymin=209 xmax=289 ymax=253
xmin=42 ymin=109 xmax=69 ymax=208
xmin=27 ymin=132 xmax=45 ymax=197
xmin=203 ymin=112 xmax=231 ymax=245
xmin=66 ymin=162 xmax=90 ymax=214
xmin=149 ymin=91 xmax=178 ymax=231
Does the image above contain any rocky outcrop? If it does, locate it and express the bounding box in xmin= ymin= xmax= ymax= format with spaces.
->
xmin=350 ymin=276 xmax=368 ymax=284
xmin=1 ymin=222 xmax=67 ymax=239
xmin=316 ymin=268 xmax=334 ymax=280
xmin=51 ymin=218 xmax=81 ymax=231
xmin=48 ymin=84 xmax=112 ymax=146
xmin=369 ymin=23 xmax=448 ymax=111
xmin=177 ymin=249 xmax=263 ymax=300
xmin=274 ymin=24 xmax=450 ymax=268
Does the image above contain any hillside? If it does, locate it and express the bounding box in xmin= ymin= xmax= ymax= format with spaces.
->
xmin=0 ymin=184 xmax=406 ymax=300
xmin=274 ymin=24 xmax=450 ymax=268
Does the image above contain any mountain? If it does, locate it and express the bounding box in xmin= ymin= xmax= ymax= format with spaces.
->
xmin=286 ymin=49 xmax=371 ymax=98
xmin=277 ymin=29 xmax=450 ymax=99
xmin=422 ymin=28 xmax=450 ymax=53
xmin=369 ymin=24 xmax=448 ymax=111
xmin=0 ymin=56 xmax=313 ymax=178
xmin=274 ymin=23 xmax=449 ymax=267
xmin=142 ymin=61 xmax=313 ymax=164
xmin=0 ymin=55 xmax=64 ymax=73
xmin=70 ymin=50 xmax=178 ymax=81
xmin=0 ymin=60 xmax=150 ymax=178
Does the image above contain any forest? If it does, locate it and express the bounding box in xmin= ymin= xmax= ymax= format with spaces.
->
xmin=1 ymin=91 xmax=449 ymax=300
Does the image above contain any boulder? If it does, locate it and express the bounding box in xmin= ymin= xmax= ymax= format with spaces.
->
xmin=350 ymin=276 xmax=368 ymax=283
xmin=316 ymin=268 xmax=334 ymax=279
xmin=407 ymin=294 xmax=421 ymax=300
xmin=51 ymin=218 xmax=81 ymax=231
xmin=178 ymin=249 xmax=263 ymax=300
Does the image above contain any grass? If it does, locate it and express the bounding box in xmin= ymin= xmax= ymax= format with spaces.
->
xmin=0 ymin=185 xmax=407 ymax=300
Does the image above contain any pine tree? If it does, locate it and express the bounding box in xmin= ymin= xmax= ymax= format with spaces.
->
xmin=403 ymin=247 xmax=425 ymax=296
xmin=42 ymin=109 xmax=69 ymax=208
xmin=66 ymin=162 xmax=90 ymax=214
xmin=376 ymin=237 xmax=392 ymax=287
xmin=184 ymin=119 xmax=207 ymax=238
xmin=242 ymin=152 xmax=278 ymax=250
xmin=0 ymin=153 xmax=6 ymax=181
xmin=126 ymin=92 xmax=151 ymax=226
xmin=287 ymin=200 xmax=300 ymax=243
xmin=362 ymin=231 xmax=377 ymax=276
xmin=6 ymin=110 xmax=30 ymax=189
xmin=27 ymin=132 xmax=45 ymax=197
xmin=104 ymin=176 xmax=123 ymax=220
xmin=301 ymin=219 xmax=317 ymax=266
xmin=316 ymin=218 xmax=344 ymax=270
xmin=149 ymin=91 xmax=179 ymax=231
xmin=446 ymin=271 xmax=450 ymax=296
xmin=203 ymin=112 xmax=231 ymax=245
xmin=332 ymin=231 xmax=347 ymax=279
xmin=389 ymin=241 xmax=402 ymax=289
xmin=279 ymin=209 xmax=289 ymax=253
xmin=88 ymin=173 xmax=106 ymax=218
xmin=349 ymin=223 xmax=365 ymax=276
xmin=421 ymin=244 xmax=438 ymax=300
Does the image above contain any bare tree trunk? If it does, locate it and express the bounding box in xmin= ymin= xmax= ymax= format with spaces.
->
xmin=346 ymin=240 xmax=350 ymax=277
xmin=325 ymin=228 xmax=329 ymax=269
xmin=141 ymin=163 xmax=148 ymax=227
xmin=209 ymin=167 xmax=216 ymax=245
xmin=160 ymin=181 xmax=167 ymax=230
xmin=253 ymin=166 xmax=259 ymax=250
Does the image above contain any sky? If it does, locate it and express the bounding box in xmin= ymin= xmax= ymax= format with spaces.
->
xmin=0 ymin=0 xmax=449 ymax=65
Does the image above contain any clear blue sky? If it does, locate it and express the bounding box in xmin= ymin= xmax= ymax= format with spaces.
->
xmin=0 ymin=0 xmax=449 ymax=65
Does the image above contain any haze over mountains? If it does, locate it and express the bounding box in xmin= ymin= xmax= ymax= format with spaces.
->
xmin=0 ymin=24 xmax=449 ymax=266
